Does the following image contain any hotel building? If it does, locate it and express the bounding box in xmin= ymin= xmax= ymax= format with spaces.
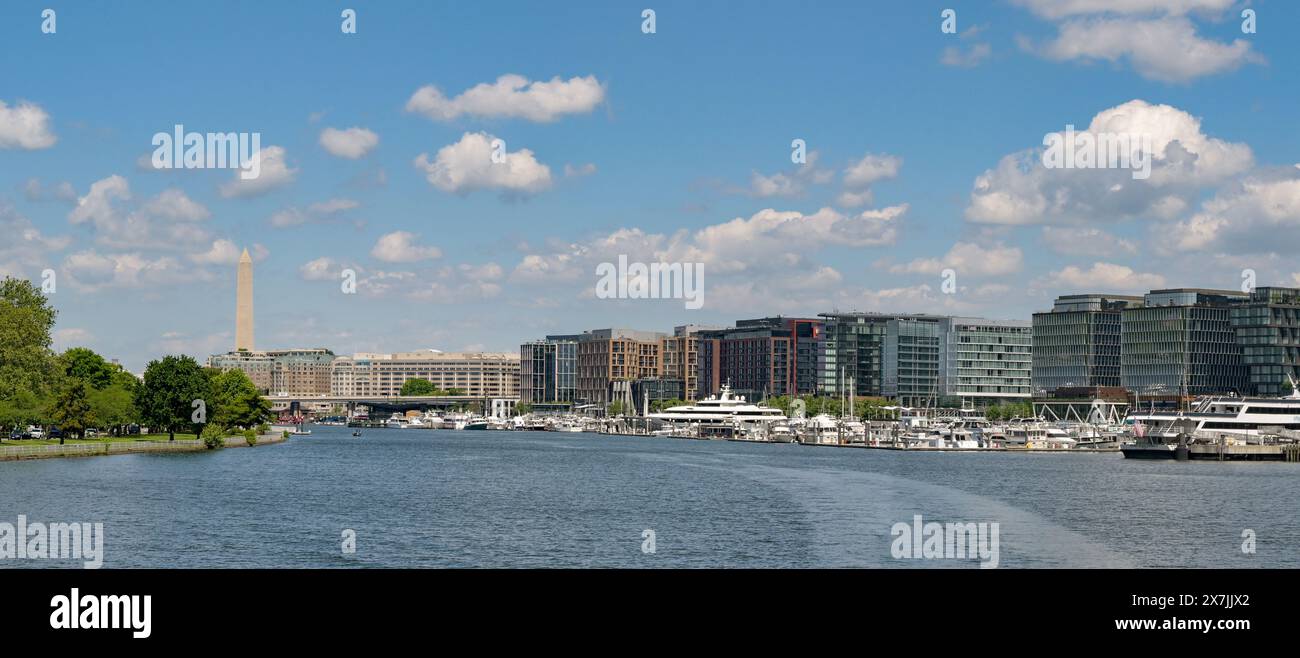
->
xmin=575 ymin=328 xmax=667 ymax=405
xmin=208 ymin=348 xmax=335 ymax=396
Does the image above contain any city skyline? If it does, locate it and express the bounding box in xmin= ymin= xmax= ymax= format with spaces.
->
xmin=3 ymin=2 xmax=1299 ymax=373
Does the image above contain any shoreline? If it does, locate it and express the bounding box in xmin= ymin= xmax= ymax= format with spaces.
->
xmin=0 ymin=431 xmax=287 ymax=462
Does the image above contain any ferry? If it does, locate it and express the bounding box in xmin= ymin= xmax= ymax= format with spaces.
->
xmin=1122 ymin=378 xmax=1300 ymax=459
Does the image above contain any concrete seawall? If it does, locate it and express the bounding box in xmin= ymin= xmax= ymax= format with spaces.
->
xmin=0 ymin=432 xmax=287 ymax=462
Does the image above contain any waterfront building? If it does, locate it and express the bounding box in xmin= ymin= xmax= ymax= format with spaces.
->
xmin=520 ymin=335 xmax=580 ymax=406
xmin=1121 ymin=289 xmax=1249 ymax=396
xmin=575 ymin=328 xmax=666 ymax=406
xmin=883 ymin=316 xmax=943 ymax=406
xmin=818 ymin=312 xmax=891 ymax=398
xmin=329 ymin=350 xmax=520 ymax=398
xmin=661 ymin=325 xmax=724 ymax=401
xmin=1231 ymin=287 xmax=1300 ymax=396
xmin=696 ymin=317 xmax=821 ymax=402
xmin=938 ymin=317 xmax=1034 ymax=405
xmin=209 ymin=348 xmax=334 ymax=396
xmin=1032 ymin=294 xmax=1144 ymax=394
xmin=631 ymin=377 xmax=686 ymax=413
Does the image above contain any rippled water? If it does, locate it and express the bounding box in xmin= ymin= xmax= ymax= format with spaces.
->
xmin=3 ymin=426 xmax=1298 ymax=568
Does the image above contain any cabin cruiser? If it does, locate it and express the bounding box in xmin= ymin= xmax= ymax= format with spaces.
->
xmin=385 ymin=413 xmax=408 ymax=429
xmin=1127 ymin=389 xmax=1300 ymax=442
xmin=647 ymin=385 xmax=786 ymax=438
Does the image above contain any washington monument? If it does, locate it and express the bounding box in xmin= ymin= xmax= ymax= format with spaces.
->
xmin=235 ymin=248 xmax=254 ymax=351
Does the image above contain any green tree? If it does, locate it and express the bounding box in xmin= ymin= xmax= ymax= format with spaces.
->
xmin=51 ymin=381 xmax=92 ymax=443
xmin=200 ymin=422 xmax=227 ymax=450
xmin=514 ymin=402 xmax=532 ymax=416
xmin=400 ymin=378 xmax=439 ymax=396
xmin=0 ymin=277 xmax=59 ymax=401
xmin=207 ymin=368 xmax=271 ymax=429
xmin=88 ymin=383 xmax=137 ymax=436
xmin=445 ymin=387 xmax=466 ymax=396
xmin=60 ymin=347 xmax=115 ymax=390
xmin=243 ymin=428 xmax=257 ymax=447
xmin=608 ymin=400 xmax=626 ymax=416
xmin=138 ymin=355 xmax=210 ymax=441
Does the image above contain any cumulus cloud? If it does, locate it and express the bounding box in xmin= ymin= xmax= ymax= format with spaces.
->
xmin=1042 ymin=261 xmax=1166 ymax=292
xmin=0 ymin=204 xmax=71 ymax=275
xmin=62 ymin=250 xmax=208 ymax=291
xmin=966 ymin=99 xmax=1252 ymax=225
xmin=319 ymin=126 xmax=379 ymax=159
xmin=0 ymin=100 xmax=57 ymax=150
xmin=837 ymin=152 xmax=902 ymax=208
xmin=889 ymin=242 xmax=1023 ymax=277
xmin=413 ymin=132 xmax=552 ymax=197
xmin=68 ymin=177 xmax=215 ymax=249
xmin=371 ymin=231 xmax=442 ymax=263
xmin=24 ymin=178 xmax=76 ymax=203
xmin=1154 ymin=169 xmax=1300 ymax=254
xmin=219 ymin=145 xmax=297 ymax=198
xmin=300 ymin=257 xmax=344 ymax=281
xmin=564 ymin=163 xmax=597 ymax=178
xmin=1032 ymin=16 xmax=1259 ymax=83
xmin=1011 ymin=0 xmax=1235 ymax=20
xmin=189 ymin=240 xmax=267 ymax=265
xmin=405 ymin=74 xmax=604 ymax=122
xmin=749 ymin=151 xmax=833 ymax=198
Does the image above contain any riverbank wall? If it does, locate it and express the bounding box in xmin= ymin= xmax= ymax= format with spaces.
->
xmin=0 ymin=432 xmax=287 ymax=462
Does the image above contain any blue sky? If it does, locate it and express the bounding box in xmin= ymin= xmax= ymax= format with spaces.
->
xmin=2 ymin=0 xmax=1298 ymax=371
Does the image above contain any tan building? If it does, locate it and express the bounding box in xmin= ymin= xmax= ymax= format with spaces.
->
xmin=660 ymin=325 xmax=723 ymax=401
xmin=330 ymin=350 xmax=520 ymax=398
xmin=576 ymin=329 xmax=666 ymax=404
xmin=209 ymin=348 xmax=335 ymax=396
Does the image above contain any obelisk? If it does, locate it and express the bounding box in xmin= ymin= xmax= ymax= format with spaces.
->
xmin=235 ymin=248 xmax=254 ymax=351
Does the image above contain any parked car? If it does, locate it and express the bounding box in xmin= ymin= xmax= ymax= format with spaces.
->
xmin=8 ymin=429 xmax=31 ymax=440
xmin=85 ymin=428 xmax=99 ymax=438
xmin=49 ymin=427 xmax=64 ymax=439
xmin=28 ymin=427 xmax=45 ymax=439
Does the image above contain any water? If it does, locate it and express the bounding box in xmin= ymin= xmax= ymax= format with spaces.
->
xmin=3 ymin=425 xmax=1298 ymax=568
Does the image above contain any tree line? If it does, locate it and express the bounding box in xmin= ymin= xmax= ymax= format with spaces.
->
xmin=1 ymin=277 xmax=271 ymax=445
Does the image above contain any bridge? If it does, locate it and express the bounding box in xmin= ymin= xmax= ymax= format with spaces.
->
xmin=263 ymin=395 xmax=520 ymax=416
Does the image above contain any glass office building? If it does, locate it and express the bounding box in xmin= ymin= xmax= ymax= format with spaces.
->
xmin=1231 ymin=287 xmax=1300 ymax=396
xmin=1121 ymin=289 xmax=1249 ymax=396
xmin=1032 ymin=294 xmax=1142 ymax=393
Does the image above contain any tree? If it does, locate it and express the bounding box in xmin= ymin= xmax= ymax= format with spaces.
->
xmin=400 ymin=378 xmax=439 ymax=396
xmin=445 ymin=387 xmax=466 ymax=396
xmin=608 ymin=400 xmax=626 ymax=416
xmin=514 ymin=402 xmax=532 ymax=416
xmin=138 ymin=355 xmax=210 ymax=441
xmin=0 ymin=277 xmax=59 ymax=401
xmin=60 ymin=347 xmax=115 ymax=390
xmin=200 ymin=422 xmax=226 ymax=450
xmin=88 ymin=384 xmax=137 ymax=437
xmin=207 ymin=368 xmax=271 ymax=429
xmin=51 ymin=381 xmax=92 ymax=443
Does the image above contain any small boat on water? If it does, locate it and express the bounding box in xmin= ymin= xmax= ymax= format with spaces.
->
xmin=288 ymin=427 xmax=312 ymax=436
xmin=352 ymin=430 xmax=362 ymax=437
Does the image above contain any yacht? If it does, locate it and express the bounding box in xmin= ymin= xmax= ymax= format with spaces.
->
xmin=647 ymin=385 xmax=787 ymax=438
xmin=385 ymin=413 xmax=408 ymax=429
xmin=1122 ymin=385 xmax=1300 ymax=459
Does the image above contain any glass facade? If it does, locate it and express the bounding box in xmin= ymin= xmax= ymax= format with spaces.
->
xmin=818 ymin=313 xmax=890 ymax=397
xmin=1031 ymin=295 xmax=1138 ymax=392
xmin=939 ymin=318 xmax=1033 ymax=402
xmin=1231 ymin=287 xmax=1300 ymax=396
xmin=520 ymin=338 xmax=578 ymax=404
xmin=883 ymin=318 xmax=941 ymax=405
xmin=1121 ymin=291 xmax=1249 ymax=395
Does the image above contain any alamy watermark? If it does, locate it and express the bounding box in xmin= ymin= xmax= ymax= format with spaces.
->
xmin=595 ymin=255 xmax=703 ymax=310
xmin=890 ymin=514 xmax=999 ymax=568
xmin=150 ymin=124 xmax=262 ymax=179
xmin=1042 ymin=124 xmax=1152 ymax=180
xmin=0 ymin=515 xmax=104 ymax=569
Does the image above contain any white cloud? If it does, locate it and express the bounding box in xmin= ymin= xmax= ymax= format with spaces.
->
xmin=1011 ymin=0 xmax=1234 ymax=20
xmin=190 ymin=239 xmax=267 ymax=265
xmin=1034 ymin=16 xmax=1259 ymax=83
xmin=62 ymin=250 xmax=208 ymax=291
xmin=219 ymin=145 xmax=297 ymax=198
xmin=1155 ymin=170 xmax=1300 ymax=254
xmin=843 ymin=153 xmax=902 ymax=188
xmin=371 ymin=231 xmax=442 ymax=263
xmin=319 ymin=126 xmax=379 ymax=159
xmin=1042 ymin=262 xmax=1166 ymax=292
xmin=413 ymin=132 xmax=552 ymax=197
xmin=53 ymin=328 xmax=94 ymax=351
xmin=1041 ymin=226 xmax=1137 ymax=256
xmin=300 ymin=257 xmax=343 ymax=281
xmin=270 ymin=198 xmax=359 ymax=228
xmin=749 ymin=151 xmax=833 ymax=198
xmin=24 ymin=178 xmax=76 ymax=203
xmin=405 ymin=74 xmax=605 ymax=122
xmin=966 ymin=99 xmax=1252 ymax=225
xmin=564 ymin=163 xmax=597 ymax=178
xmin=139 ymin=188 xmax=209 ymax=221
xmin=0 ymin=100 xmax=56 ymax=150
xmin=941 ymin=42 xmax=992 ymax=68
xmin=68 ymin=177 xmax=216 ymax=249
xmin=890 ymin=242 xmax=1024 ymax=277
xmin=0 ymin=204 xmax=71 ymax=275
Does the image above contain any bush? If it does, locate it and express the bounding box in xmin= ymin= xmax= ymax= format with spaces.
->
xmin=244 ymin=428 xmax=257 ymax=447
xmin=200 ymin=424 xmax=226 ymax=450
xmin=256 ymin=423 xmax=270 ymax=435
xmin=282 ymin=429 xmax=290 ymax=439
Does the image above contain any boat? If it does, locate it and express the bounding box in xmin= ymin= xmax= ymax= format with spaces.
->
xmin=351 ymin=430 xmax=362 ymax=437
xmin=288 ymin=426 xmax=312 ymax=436
xmin=385 ymin=413 xmax=408 ymax=429
xmin=647 ymin=384 xmax=787 ymax=439
xmin=463 ymin=417 xmax=490 ymax=431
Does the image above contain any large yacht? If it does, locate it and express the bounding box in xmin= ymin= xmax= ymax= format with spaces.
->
xmin=1127 ymin=389 xmax=1300 ymax=441
xmin=648 ymin=385 xmax=786 ymax=437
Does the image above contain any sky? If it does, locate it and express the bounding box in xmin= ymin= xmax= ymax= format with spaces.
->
xmin=1 ymin=0 xmax=1298 ymax=372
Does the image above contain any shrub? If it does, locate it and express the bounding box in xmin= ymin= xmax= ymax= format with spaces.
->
xmin=244 ymin=428 xmax=257 ymax=447
xmin=200 ymin=424 xmax=226 ymax=450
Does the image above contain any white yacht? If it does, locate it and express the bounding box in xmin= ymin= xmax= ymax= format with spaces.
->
xmin=647 ymin=385 xmax=786 ymax=438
